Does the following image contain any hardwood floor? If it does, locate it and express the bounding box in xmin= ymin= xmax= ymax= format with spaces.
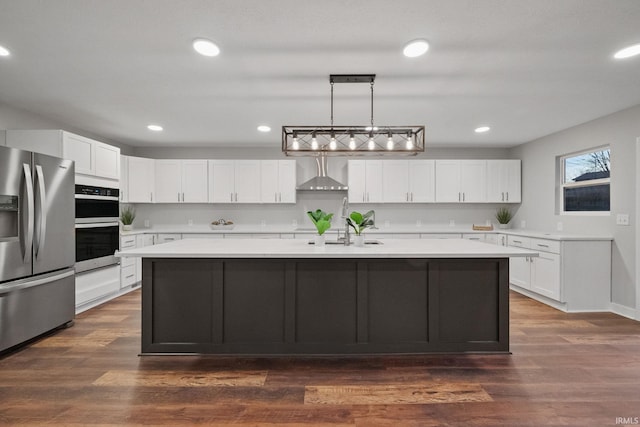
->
xmin=1 ymin=289 xmax=640 ymax=426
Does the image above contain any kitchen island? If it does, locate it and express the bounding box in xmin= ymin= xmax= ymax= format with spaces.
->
xmin=116 ymin=238 xmax=537 ymax=355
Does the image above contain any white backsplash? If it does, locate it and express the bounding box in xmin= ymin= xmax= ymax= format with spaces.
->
xmin=130 ymin=192 xmax=515 ymax=230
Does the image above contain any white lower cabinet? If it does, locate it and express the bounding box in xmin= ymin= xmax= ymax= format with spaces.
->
xmin=156 ymin=233 xmax=182 ymax=244
xmin=75 ymin=265 xmax=121 ymax=312
xmin=506 ymin=234 xmax=611 ymax=311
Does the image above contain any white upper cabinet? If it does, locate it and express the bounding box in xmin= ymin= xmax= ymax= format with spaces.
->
xmin=209 ymin=160 xmax=261 ymax=203
xmin=6 ymin=130 xmax=120 ymax=181
xmin=409 ymin=160 xmax=436 ymax=202
xmin=348 ymin=160 xmax=383 ymax=203
xmin=382 ymin=160 xmax=435 ymax=203
xmin=486 ymin=159 xmax=521 ymax=203
xmin=261 ymin=160 xmax=296 ymax=203
xmin=127 ymin=156 xmax=155 ymax=203
xmin=155 ymin=159 xmax=208 ymax=203
xmin=435 ymin=160 xmax=486 ymax=203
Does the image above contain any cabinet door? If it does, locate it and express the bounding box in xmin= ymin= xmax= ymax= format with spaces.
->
xmin=504 ymin=160 xmax=521 ymax=203
xmin=486 ymin=160 xmax=521 ymax=203
xmin=260 ymin=160 xmax=279 ymax=203
xmin=94 ymin=142 xmax=120 ymax=180
xmin=509 ymin=257 xmax=531 ymax=289
xmin=531 ymin=252 xmax=561 ymax=301
xmin=365 ymin=160 xmax=383 ymax=203
xmin=435 ymin=160 xmax=460 ymax=202
xmin=62 ymin=132 xmax=94 ymax=175
xmin=277 ymin=160 xmax=296 ymax=203
xmin=234 ymin=160 xmax=261 ymax=203
xmin=154 ymin=160 xmax=182 ymax=203
xmin=486 ymin=160 xmax=505 ymax=203
xmin=209 ymin=160 xmax=235 ymax=203
xmin=382 ymin=160 xmax=409 ymax=202
xmin=409 ymin=160 xmax=435 ymax=202
xmin=182 ymin=160 xmax=208 ymax=203
xmin=459 ymin=160 xmax=486 ymax=202
xmin=120 ymin=156 xmax=129 ymax=202
xmin=127 ymin=157 xmax=155 ymax=203
xmin=348 ymin=160 xmax=367 ymax=203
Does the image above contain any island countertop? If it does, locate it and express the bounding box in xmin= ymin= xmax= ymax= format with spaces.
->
xmin=116 ymin=237 xmax=538 ymax=259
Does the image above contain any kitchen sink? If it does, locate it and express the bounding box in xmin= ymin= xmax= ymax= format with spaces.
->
xmin=308 ymin=240 xmax=383 ymax=245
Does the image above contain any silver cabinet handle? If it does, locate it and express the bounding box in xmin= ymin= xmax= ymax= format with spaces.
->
xmin=463 ymin=192 xmax=465 ymax=202
xmin=537 ymin=244 xmax=549 ymax=248
xmin=150 ymin=192 xmax=153 ymax=202
xmin=178 ymin=192 xmax=181 ymax=202
xmin=22 ymin=163 xmax=34 ymax=263
xmin=279 ymin=192 xmax=282 ymax=202
xmin=230 ymin=192 xmax=233 ymax=202
xmin=411 ymin=192 xmax=414 ymax=202
xmin=501 ymin=192 xmax=504 ymax=201
xmin=458 ymin=192 xmax=461 ymax=202
xmin=506 ymin=192 xmax=509 ymax=201
xmin=235 ymin=193 xmax=238 ymax=202
xmin=125 ymin=274 xmax=135 ymax=279
xmin=406 ymin=192 xmax=409 ymax=202
xmin=34 ymin=164 xmax=47 ymax=258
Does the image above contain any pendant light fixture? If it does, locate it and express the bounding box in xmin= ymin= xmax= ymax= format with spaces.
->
xmin=282 ymin=74 xmax=425 ymax=156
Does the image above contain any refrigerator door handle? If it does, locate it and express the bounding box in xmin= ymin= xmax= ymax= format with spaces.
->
xmin=0 ymin=269 xmax=75 ymax=296
xmin=22 ymin=163 xmax=34 ymax=263
xmin=35 ymin=164 xmax=47 ymax=258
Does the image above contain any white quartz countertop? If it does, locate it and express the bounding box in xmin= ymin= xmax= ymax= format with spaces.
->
xmin=116 ymin=238 xmax=539 ymax=259
xmin=120 ymin=224 xmax=612 ymax=241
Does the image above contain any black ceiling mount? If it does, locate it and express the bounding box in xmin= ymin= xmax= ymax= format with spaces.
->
xmin=329 ymin=74 xmax=376 ymax=84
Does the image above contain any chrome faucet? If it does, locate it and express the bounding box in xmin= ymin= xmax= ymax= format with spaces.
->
xmin=341 ymin=196 xmax=350 ymax=246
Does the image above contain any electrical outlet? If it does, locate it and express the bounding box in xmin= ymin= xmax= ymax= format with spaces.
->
xmin=557 ymin=222 xmax=563 ymax=231
xmin=188 ymin=219 xmax=193 ymax=226
xmin=616 ymin=213 xmax=630 ymax=226
xmin=144 ymin=219 xmax=150 ymax=228
xmin=449 ymin=219 xmax=455 ymax=227
xmin=520 ymin=220 xmax=526 ymax=228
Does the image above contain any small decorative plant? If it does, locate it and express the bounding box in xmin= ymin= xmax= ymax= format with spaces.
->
xmin=347 ymin=210 xmax=375 ymax=236
xmin=120 ymin=206 xmax=136 ymax=226
xmin=495 ymin=206 xmax=513 ymax=225
xmin=307 ymin=209 xmax=334 ymax=235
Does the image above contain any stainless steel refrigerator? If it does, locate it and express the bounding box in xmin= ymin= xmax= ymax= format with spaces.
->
xmin=0 ymin=145 xmax=76 ymax=353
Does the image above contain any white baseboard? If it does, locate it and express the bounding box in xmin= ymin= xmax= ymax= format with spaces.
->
xmin=610 ymin=302 xmax=638 ymax=320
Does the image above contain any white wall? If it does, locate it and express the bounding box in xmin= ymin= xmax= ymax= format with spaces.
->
xmin=511 ymin=104 xmax=640 ymax=312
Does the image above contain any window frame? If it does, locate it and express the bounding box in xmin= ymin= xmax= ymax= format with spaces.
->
xmin=559 ymin=146 xmax=611 ymax=216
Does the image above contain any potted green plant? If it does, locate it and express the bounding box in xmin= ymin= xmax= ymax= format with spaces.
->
xmin=120 ymin=205 xmax=136 ymax=231
xmin=495 ymin=206 xmax=513 ymax=229
xmin=347 ymin=210 xmax=375 ymax=246
xmin=307 ymin=209 xmax=334 ymax=246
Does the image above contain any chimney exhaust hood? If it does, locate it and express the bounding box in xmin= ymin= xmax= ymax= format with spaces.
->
xmin=296 ymin=154 xmax=348 ymax=191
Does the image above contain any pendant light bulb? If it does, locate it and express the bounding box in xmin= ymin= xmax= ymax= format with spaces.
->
xmin=386 ymin=134 xmax=394 ymax=150
xmin=349 ymin=134 xmax=356 ymax=150
xmin=329 ymin=134 xmax=337 ymax=150
xmin=368 ymin=135 xmax=375 ymax=150
xmin=311 ymin=135 xmax=318 ymax=150
xmin=292 ymin=136 xmax=299 ymax=150
xmin=406 ymin=133 xmax=413 ymax=149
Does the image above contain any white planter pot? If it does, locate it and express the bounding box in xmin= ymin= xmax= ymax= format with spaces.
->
xmin=498 ymin=223 xmax=510 ymax=229
xmin=353 ymin=235 xmax=365 ymax=247
xmin=122 ymin=224 xmax=133 ymax=231
xmin=314 ymin=234 xmax=325 ymax=246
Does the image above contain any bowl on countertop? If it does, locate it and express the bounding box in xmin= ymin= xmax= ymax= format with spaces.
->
xmin=210 ymin=224 xmax=235 ymax=230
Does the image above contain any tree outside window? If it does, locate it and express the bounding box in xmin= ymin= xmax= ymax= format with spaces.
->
xmin=561 ymin=148 xmax=610 ymax=212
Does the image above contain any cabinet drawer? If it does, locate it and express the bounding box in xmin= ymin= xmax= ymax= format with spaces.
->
xmin=120 ymin=235 xmax=136 ymax=248
xmin=121 ymin=256 xmax=135 ymax=268
xmin=462 ymin=233 xmax=485 ymax=242
xmin=156 ymin=233 xmax=182 ymax=243
xmin=530 ymin=238 xmax=560 ymax=254
xmin=121 ymin=264 xmax=137 ymax=288
xmin=507 ymin=236 xmax=531 ymax=249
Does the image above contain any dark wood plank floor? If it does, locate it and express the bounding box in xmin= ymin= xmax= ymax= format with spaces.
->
xmin=1 ymin=289 xmax=640 ymax=426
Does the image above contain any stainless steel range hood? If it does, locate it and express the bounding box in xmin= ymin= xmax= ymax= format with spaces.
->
xmin=296 ymin=154 xmax=348 ymax=191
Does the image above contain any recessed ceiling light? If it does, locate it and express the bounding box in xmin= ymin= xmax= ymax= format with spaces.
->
xmin=193 ymin=38 xmax=220 ymax=57
xmin=475 ymin=126 xmax=491 ymax=133
xmin=403 ymin=39 xmax=429 ymax=58
xmin=257 ymin=125 xmax=271 ymax=133
xmin=147 ymin=124 xmax=163 ymax=131
xmin=614 ymin=43 xmax=640 ymax=59
xmin=0 ymin=45 xmax=10 ymax=57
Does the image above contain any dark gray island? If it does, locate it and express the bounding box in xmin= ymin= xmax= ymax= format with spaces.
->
xmin=117 ymin=238 xmax=537 ymax=355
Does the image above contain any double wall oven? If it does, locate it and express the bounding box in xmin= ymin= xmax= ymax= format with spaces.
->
xmin=75 ymin=184 xmax=120 ymax=273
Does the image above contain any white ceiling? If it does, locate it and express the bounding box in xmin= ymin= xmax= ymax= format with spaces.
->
xmin=0 ymin=0 xmax=639 ymax=149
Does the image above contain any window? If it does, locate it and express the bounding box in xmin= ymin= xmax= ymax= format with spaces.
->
xmin=560 ymin=147 xmax=610 ymax=213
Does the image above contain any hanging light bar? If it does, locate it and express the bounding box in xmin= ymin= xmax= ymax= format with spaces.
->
xmin=282 ymin=74 xmax=425 ymax=156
